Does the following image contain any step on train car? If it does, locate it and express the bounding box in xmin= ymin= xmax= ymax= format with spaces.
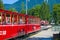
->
xmin=0 ymin=9 xmax=41 ymax=40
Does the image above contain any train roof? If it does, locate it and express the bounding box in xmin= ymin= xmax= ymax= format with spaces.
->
xmin=0 ymin=9 xmax=40 ymax=18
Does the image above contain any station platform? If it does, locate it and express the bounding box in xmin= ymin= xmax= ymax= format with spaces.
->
xmin=29 ymin=28 xmax=53 ymax=38
xmin=27 ymin=25 xmax=60 ymax=40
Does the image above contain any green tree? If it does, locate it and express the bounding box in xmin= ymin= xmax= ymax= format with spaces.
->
xmin=20 ymin=2 xmax=25 ymax=14
xmin=0 ymin=0 xmax=4 ymax=9
xmin=9 ymin=8 xmax=18 ymax=12
xmin=53 ymin=4 xmax=60 ymax=24
xmin=28 ymin=4 xmax=41 ymax=17
xmin=40 ymin=2 xmax=51 ymax=22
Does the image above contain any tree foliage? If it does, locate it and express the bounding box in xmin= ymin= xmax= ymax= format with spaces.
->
xmin=53 ymin=4 xmax=60 ymax=24
xmin=28 ymin=4 xmax=41 ymax=17
xmin=29 ymin=2 xmax=51 ymax=22
xmin=9 ymin=8 xmax=18 ymax=12
xmin=20 ymin=2 xmax=26 ymax=14
xmin=0 ymin=0 xmax=4 ymax=9
xmin=40 ymin=2 xmax=51 ymax=22
xmin=20 ymin=2 xmax=51 ymax=23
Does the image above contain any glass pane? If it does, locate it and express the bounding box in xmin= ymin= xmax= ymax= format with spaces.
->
xmin=19 ymin=16 xmax=25 ymax=24
xmin=2 ymin=14 xmax=6 ymax=24
xmin=28 ymin=18 xmax=33 ymax=24
xmin=12 ymin=15 xmax=18 ymax=24
xmin=6 ymin=14 xmax=10 ymax=24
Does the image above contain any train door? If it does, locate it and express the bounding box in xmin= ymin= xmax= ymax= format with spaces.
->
xmin=27 ymin=17 xmax=34 ymax=33
xmin=3 ymin=13 xmax=13 ymax=39
xmin=18 ymin=16 xmax=26 ymax=36
xmin=11 ymin=14 xmax=19 ymax=37
xmin=35 ymin=18 xmax=41 ymax=31
xmin=28 ymin=17 xmax=41 ymax=33
xmin=30 ymin=18 xmax=37 ymax=32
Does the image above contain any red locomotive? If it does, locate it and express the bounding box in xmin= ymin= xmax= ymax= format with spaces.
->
xmin=0 ymin=9 xmax=41 ymax=40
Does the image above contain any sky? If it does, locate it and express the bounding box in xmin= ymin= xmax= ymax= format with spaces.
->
xmin=3 ymin=0 xmax=18 ymax=4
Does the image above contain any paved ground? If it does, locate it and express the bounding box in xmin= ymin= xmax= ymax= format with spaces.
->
xmin=29 ymin=26 xmax=59 ymax=38
xmin=14 ymin=25 xmax=60 ymax=40
xmin=27 ymin=28 xmax=53 ymax=40
xmin=29 ymin=28 xmax=53 ymax=38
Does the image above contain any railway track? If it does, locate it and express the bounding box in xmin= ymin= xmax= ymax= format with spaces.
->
xmin=9 ymin=33 xmax=36 ymax=40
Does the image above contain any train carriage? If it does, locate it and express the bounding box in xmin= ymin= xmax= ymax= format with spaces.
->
xmin=0 ymin=9 xmax=41 ymax=40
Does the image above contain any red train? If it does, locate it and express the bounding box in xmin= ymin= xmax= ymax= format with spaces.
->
xmin=0 ymin=9 xmax=41 ymax=40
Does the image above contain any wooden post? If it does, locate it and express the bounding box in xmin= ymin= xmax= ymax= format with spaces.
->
xmin=12 ymin=15 xmax=14 ymax=24
xmin=17 ymin=15 xmax=18 ymax=24
xmin=25 ymin=16 xmax=28 ymax=24
xmin=5 ymin=13 xmax=6 ymax=24
xmin=10 ymin=14 xmax=12 ymax=24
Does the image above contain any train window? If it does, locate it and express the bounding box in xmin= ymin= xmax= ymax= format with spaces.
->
xmin=6 ymin=14 xmax=11 ymax=24
xmin=20 ymin=16 xmax=22 ymax=19
xmin=0 ymin=13 xmax=6 ymax=24
xmin=19 ymin=16 xmax=25 ymax=24
xmin=2 ymin=14 xmax=6 ymax=24
xmin=28 ymin=17 xmax=40 ymax=24
xmin=28 ymin=18 xmax=33 ymax=24
xmin=32 ymin=18 xmax=36 ymax=24
xmin=12 ymin=15 xmax=17 ymax=24
xmin=35 ymin=18 xmax=40 ymax=24
xmin=35 ymin=18 xmax=38 ymax=24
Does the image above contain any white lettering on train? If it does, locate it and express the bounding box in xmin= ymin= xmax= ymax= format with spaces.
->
xmin=0 ymin=31 xmax=6 ymax=35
